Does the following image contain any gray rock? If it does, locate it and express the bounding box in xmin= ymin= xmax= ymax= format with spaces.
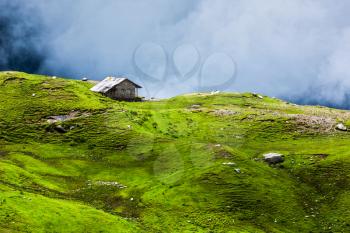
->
xmin=190 ymin=104 xmax=201 ymax=109
xmin=55 ymin=125 xmax=67 ymax=133
xmin=263 ymin=153 xmax=284 ymax=164
xmin=222 ymin=162 xmax=236 ymax=166
xmin=336 ymin=123 xmax=347 ymax=131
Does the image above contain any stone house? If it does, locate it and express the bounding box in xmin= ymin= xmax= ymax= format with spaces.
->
xmin=90 ymin=77 xmax=142 ymax=100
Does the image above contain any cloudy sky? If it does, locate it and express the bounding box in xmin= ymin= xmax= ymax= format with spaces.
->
xmin=1 ymin=0 xmax=350 ymax=107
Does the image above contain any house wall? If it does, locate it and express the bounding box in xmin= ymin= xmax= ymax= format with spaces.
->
xmin=105 ymin=80 xmax=137 ymax=100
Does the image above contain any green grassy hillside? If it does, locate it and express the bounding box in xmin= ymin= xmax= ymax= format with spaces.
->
xmin=1 ymin=71 xmax=350 ymax=232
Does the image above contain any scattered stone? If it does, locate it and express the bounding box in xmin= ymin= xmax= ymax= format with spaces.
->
xmin=52 ymin=76 xmax=57 ymax=79
xmin=335 ymin=123 xmax=347 ymax=131
xmin=46 ymin=111 xmax=91 ymax=124
xmin=82 ymin=77 xmax=88 ymax=81
xmin=287 ymin=114 xmax=335 ymax=133
xmin=257 ymin=95 xmax=263 ymax=99
xmin=32 ymin=93 xmax=36 ymax=97
xmin=130 ymin=197 xmax=134 ymax=201
xmin=88 ymin=180 xmax=127 ymax=189
xmin=222 ymin=162 xmax=236 ymax=166
xmin=214 ymin=144 xmax=221 ymax=147
xmin=234 ymin=168 xmax=241 ymax=173
xmin=263 ymin=153 xmax=284 ymax=164
xmin=127 ymin=125 xmax=132 ymax=129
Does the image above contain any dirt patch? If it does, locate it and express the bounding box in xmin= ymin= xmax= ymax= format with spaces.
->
xmin=312 ymin=153 xmax=329 ymax=159
xmin=1 ymin=76 xmax=25 ymax=85
xmin=0 ymin=151 xmax=8 ymax=157
xmin=187 ymin=104 xmax=203 ymax=112
xmin=211 ymin=109 xmax=237 ymax=116
xmin=215 ymin=150 xmax=233 ymax=159
xmin=208 ymin=144 xmax=234 ymax=159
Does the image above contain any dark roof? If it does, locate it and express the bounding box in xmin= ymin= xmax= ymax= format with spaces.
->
xmin=90 ymin=77 xmax=142 ymax=93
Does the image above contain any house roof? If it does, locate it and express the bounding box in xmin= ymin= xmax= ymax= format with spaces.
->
xmin=90 ymin=77 xmax=142 ymax=93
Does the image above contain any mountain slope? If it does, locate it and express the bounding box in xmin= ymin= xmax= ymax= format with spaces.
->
xmin=1 ymin=71 xmax=350 ymax=232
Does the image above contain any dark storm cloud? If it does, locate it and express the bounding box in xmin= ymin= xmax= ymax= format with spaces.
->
xmin=0 ymin=0 xmax=45 ymax=73
xmin=2 ymin=0 xmax=350 ymax=107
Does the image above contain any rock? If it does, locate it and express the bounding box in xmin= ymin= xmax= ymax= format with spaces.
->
xmin=190 ymin=104 xmax=201 ymax=109
xmin=263 ymin=153 xmax=284 ymax=164
xmin=252 ymin=93 xmax=263 ymax=99
xmin=32 ymin=93 xmax=36 ymax=97
xmin=222 ymin=162 xmax=236 ymax=166
xmin=336 ymin=123 xmax=347 ymax=131
xmin=234 ymin=168 xmax=241 ymax=173
xmin=82 ymin=77 xmax=88 ymax=81
xmin=54 ymin=125 xmax=67 ymax=133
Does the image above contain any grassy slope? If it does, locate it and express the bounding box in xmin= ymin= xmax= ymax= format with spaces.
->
xmin=1 ymin=71 xmax=350 ymax=232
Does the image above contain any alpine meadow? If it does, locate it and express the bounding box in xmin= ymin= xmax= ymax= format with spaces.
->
xmin=1 ymin=72 xmax=350 ymax=232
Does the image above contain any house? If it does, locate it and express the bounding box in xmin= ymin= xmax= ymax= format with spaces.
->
xmin=90 ymin=76 xmax=142 ymax=100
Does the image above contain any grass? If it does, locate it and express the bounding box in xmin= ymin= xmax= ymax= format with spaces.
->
xmin=1 ymin=71 xmax=350 ymax=232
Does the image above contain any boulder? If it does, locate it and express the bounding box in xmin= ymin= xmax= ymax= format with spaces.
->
xmin=263 ymin=153 xmax=284 ymax=164
xmin=336 ymin=123 xmax=347 ymax=131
